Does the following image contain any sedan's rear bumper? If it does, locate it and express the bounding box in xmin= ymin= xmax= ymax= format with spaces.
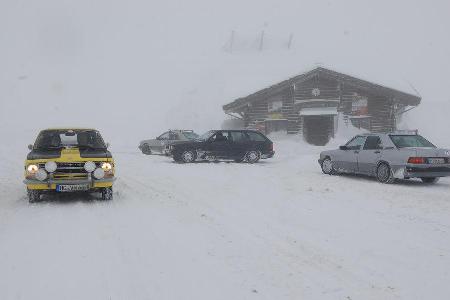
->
xmin=394 ymin=164 xmax=450 ymax=179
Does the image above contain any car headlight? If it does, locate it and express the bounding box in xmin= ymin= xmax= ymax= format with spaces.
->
xmin=27 ymin=164 xmax=39 ymax=174
xmin=45 ymin=161 xmax=57 ymax=173
xmin=84 ymin=161 xmax=96 ymax=173
xmin=35 ymin=169 xmax=48 ymax=181
xmin=93 ymin=168 xmax=105 ymax=179
xmin=101 ymin=162 xmax=112 ymax=171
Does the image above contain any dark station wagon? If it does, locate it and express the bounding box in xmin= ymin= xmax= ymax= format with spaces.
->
xmin=169 ymin=130 xmax=275 ymax=163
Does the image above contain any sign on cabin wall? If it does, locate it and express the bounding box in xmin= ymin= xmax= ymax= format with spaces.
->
xmin=268 ymin=112 xmax=284 ymax=120
xmin=352 ymin=94 xmax=369 ymax=116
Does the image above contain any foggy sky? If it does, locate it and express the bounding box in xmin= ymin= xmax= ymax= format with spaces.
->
xmin=1 ymin=0 xmax=449 ymax=147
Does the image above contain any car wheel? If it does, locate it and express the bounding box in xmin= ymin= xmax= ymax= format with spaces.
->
xmin=376 ymin=163 xmax=395 ymax=184
xmin=141 ymin=144 xmax=152 ymax=155
xmin=421 ymin=177 xmax=439 ymax=184
xmin=246 ymin=150 xmax=261 ymax=164
xmin=321 ymin=157 xmax=335 ymax=175
xmin=101 ymin=187 xmax=113 ymax=200
xmin=27 ymin=189 xmax=41 ymax=203
xmin=181 ymin=150 xmax=196 ymax=163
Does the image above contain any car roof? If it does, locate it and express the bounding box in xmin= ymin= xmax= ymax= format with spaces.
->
xmin=43 ymin=128 xmax=97 ymax=131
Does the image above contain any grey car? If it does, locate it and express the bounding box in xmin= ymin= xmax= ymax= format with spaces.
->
xmin=139 ymin=130 xmax=199 ymax=155
xmin=318 ymin=132 xmax=450 ymax=184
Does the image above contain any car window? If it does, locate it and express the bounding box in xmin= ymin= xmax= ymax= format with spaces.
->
xmin=210 ymin=131 xmax=230 ymax=142
xmin=230 ymin=131 xmax=249 ymax=143
xmin=390 ymin=135 xmax=436 ymax=148
xmin=346 ymin=136 xmax=366 ymax=150
xmin=168 ymin=132 xmax=178 ymax=140
xmin=182 ymin=132 xmax=199 ymax=140
xmin=246 ymin=131 xmax=267 ymax=142
xmin=363 ymin=136 xmax=383 ymax=150
xmin=158 ymin=132 xmax=170 ymax=140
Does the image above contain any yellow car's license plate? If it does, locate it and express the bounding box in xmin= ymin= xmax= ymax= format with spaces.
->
xmin=56 ymin=184 xmax=90 ymax=192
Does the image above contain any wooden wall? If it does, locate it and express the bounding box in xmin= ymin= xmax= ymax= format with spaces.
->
xmin=241 ymin=74 xmax=398 ymax=136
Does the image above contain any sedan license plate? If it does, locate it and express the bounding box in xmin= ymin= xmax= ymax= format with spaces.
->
xmin=56 ymin=184 xmax=90 ymax=192
xmin=428 ymin=158 xmax=446 ymax=164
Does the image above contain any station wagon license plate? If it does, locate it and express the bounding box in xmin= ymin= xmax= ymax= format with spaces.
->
xmin=428 ymin=158 xmax=446 ymax=164
xmin=56 ymin=184 xmax=90 ymax=192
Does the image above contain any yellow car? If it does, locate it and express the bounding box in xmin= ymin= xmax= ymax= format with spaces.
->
xmin=24 ymin=128 xmax=115 ymax=202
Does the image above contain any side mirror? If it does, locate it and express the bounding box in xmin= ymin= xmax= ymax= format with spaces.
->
xmin=28 ymin=144 xmax=33 ymax=150
xmin=339 ymin=145 xmax=348 ymax=150
xmin=106 ymin=143 xmax=110 ymax=149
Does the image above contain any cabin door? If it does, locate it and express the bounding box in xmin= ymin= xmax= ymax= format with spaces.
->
xmin=302 ymin=115 xmax=334 ymax=146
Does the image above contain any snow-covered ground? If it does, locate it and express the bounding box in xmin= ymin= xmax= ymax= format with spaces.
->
xmin=1 ymin=139 xmax=449 ymax=300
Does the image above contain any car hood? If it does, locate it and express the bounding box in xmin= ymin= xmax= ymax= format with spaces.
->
xmin=172 ymin=140 xmax=204 ymax=148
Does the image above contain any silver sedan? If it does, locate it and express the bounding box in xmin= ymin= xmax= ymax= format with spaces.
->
xmin=318 ymin=132 xmax=450 ymax=183
xmin=139 ymin=130 xmax=199 ymax=155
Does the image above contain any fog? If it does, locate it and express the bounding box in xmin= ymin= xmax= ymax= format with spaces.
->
xmin=1 ymin=0 xmax=449 ymax=147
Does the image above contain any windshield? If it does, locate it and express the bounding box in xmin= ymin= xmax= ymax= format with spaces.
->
xmin=196 ymin=130 xmax=216 ymax=141
xmin=390 ymin=135 xmax=436 ymax=148
xmin=182 ymin=131 xmax=199 ymax=140
xmin=34 ymin=130 xmax=107 ymax=150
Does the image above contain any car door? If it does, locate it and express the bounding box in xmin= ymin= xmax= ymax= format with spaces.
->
xmin=229 ymin=131 xmax=250 ymax=158
xmin=205 ymin=131 xmax=232 ymax=158
xmin=334 ymin=136 xmax=367 ymax=172
xmin=358 ymin=135 xmax=383 ymax=175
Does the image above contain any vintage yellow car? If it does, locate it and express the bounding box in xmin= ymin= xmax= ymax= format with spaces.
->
xmin=24 ymin=128 xmax=115 ymax=202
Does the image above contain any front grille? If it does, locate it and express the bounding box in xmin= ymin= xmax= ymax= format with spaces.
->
xmin=38 ymin=162 xmax=101 ymax=181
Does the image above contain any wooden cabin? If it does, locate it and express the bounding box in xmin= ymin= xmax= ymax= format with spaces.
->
xmin=223 ymin=67 xmax=421 ymax=145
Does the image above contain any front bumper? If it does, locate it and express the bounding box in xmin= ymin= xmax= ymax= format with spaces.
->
xmin=24 ymin=177 xmax=116 ymax=191
xmin=394 ymin=164 xmax=450 ymax=179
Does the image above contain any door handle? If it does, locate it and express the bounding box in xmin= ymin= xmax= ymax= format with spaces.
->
xmin=354 ymin=150 xmax=359 ymax=154
xmin=374 ymin=150 xmax=381 ymax=154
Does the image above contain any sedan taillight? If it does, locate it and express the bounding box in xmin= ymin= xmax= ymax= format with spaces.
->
xmin=408 ymin=157 xmax=426 ymax=164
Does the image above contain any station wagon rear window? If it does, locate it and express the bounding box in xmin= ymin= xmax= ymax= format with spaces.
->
xmin=390 ymin=135 xmax=435 ymax=148
xmin=246 ymin=132 xmax=267 ymax=142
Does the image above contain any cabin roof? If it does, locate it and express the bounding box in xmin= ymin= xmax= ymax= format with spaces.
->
xmin=223 ymin=67 xmax=421 ymax=112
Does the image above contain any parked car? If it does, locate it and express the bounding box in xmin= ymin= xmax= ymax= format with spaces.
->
xmin=170 ymin=130 xmax=275 ymax=163
xmin=318 ymin=132 xmax=450 ymax=184
xmin=139 ymin=130 xmax=199 ymax=155
xmin=24 ymin=128 xmax=115 ymax=202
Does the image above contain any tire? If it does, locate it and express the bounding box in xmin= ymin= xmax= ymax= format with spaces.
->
xmin=27 ymin=189 xmax=41 ymax=203
xmin=421 ymin=177 xmax=439 ymax=184
xmin=321 ymin=157 xmax=335 ymax=175
xmin=181 ymin=150 xmax=196 ymax=163
xmin=141 ymin=144 xmax=152 ymax=155
xmin=246 ymin=150 xmax=261 ymax=164
xmin=101 ymin=187 xmax=113 ymax=200
xmin=376 ymin=163 xmax=395 ymax=184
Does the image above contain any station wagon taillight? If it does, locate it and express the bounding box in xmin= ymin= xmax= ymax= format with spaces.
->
xmin=408 ymin=157 xmax=426 ymax=164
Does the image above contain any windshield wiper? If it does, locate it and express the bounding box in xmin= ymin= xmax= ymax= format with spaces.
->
xmin=35 ymin=146 xmax=64 ymax=150
xmin=78 ymin=144 xmax=105 ymax=150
